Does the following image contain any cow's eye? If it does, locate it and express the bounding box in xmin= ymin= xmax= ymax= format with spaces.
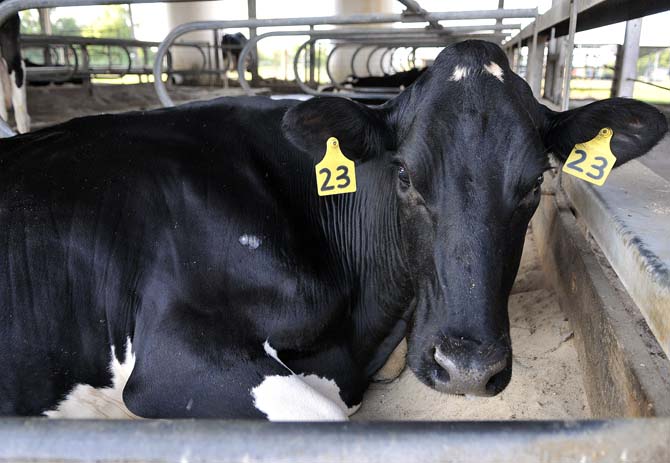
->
xmin=519 ymin=175 xmax=544 ymax=206
xmin=397 ymin=164 xmax=411 ymax=186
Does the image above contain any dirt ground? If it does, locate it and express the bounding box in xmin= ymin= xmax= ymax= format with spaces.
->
xmin=354 ymin=229 xmax=591 ymax=420
xmin=25 ymin=83 xmax=253 ymax=130
xmin=20 ymin=84 xmax=591 ymax=421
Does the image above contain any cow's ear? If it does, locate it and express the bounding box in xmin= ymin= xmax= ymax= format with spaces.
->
xmin=541 ymin=98 xmax=668 ymax=167
xmin=282 ymin=96 xmax=389 ymax=160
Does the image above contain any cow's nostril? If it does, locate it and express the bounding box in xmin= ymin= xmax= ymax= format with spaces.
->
xmin=485 ymin=365 xmax=511 ymax=395
xmin=432 ymin=343 xmax=510 ymax=396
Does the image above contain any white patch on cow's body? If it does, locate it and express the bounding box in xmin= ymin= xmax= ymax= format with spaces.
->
xmin=252 ymin=341 xmax=359 ymax=421
xmin=450 ymin=65 xmax=470 ymax=81
xmin=10 ymin=62 xmax=30 ymax=133
xmin=239 ymin=234 xmax=261 ymax=249
xmin=44 ymin=338 xmax=138 ymax=419
xmin=483 ymin=62 xmax=504 ymax=82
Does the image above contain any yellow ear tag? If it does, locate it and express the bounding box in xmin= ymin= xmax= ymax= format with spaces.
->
xmin=562 ymin=128 xmax=617 ymax=186
xmin=315 ymin=137 xmax=357 ymax=196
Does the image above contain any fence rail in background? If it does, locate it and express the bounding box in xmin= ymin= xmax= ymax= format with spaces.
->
xmin=151 ymin=8 xmax=538 ymax=106
xmin=21 ymin=34 xmax=207 ymax=81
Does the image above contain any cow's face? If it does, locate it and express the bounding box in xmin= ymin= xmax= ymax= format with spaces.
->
xmin=283 ymin=40 xmax=667 ymax=396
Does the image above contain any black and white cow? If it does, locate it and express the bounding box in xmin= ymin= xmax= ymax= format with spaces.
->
xmin=221 ymin=32 xmax=256 ymax=73
xmin=0 ymin=41 xmax=666 ymax=419
xmin=0 ymin=9 xmax=29 ymax=133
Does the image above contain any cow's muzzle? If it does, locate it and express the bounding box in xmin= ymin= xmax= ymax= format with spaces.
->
xmin=431 ymin=336 xmax=511 ymax=396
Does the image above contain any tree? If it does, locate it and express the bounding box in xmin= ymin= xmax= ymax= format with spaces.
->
xmin=89 ymin=5 xmax=133 ymax=38
xmin=53 ymin=17 xmax=82 ymax=36
xmin=19 ymin=10 xmax=41 ymax=34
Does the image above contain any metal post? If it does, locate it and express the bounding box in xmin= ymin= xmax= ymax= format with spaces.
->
xmin=127 ymin=3 xmax=135 ymax=39
xmin=213 ymin=29 xmax=220 ymax=85
xmin=543 ymin=26 xmax=555 ymax=100
xmin=561 ymin=0 xmax=578 ymax=111
xmin=526 ymin=17 xmax=544 ymax=97
xmin=38 ymin=8 xmax=52 ymax=66
xmin=614 ymin=19 xmax=642 ymax=97
xmin=496 ymin=0 xmax=504 ymax=25
xmin=247 ymin=0 xmax=259 ymax=84
xmin=515 ymin=34 xmax=522 ymax=73
xmin=309 ymin=26 xmax=315 ymax=86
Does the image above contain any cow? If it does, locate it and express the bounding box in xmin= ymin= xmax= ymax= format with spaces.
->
xmin=221 ymin=32 xmax=256 ymax=73
xmin=346 ymin=67 xmax=426 ymax=89
xmin=323 ymin=68 xmax=426 ymax=94
xmin=0 ymin=40 xmax=666 ymax=420
xmin=0 ymin=9 xmax=29 ymax=133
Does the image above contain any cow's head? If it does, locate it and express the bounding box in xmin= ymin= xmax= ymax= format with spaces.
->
xmin=282 ymin=40 xmax=667 ymax=396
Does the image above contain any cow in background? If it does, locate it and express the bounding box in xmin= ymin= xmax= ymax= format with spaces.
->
xmin=0 ymin=10 xmax=30 ymax=133
xmin=221 ymin=32 xmax=256 ymax=73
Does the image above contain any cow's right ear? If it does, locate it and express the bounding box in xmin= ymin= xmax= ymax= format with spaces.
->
xmin=282 ymin=96 xmax=389 ymax=160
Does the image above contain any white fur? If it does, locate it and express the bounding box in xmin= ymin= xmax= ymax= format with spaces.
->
xmin=450 ymin=65 xmax=470 ymax=81
xmin=44 ymin=339 xmax=138 ymax=419
xmin=0 ymin=58 xmax=10 ymax=122
xmin=484 ymin=62 xmax=504 ymax=82
xmin=11 ymin=61 xmax=30 ymax=133
xmin=253 ymin=341 xmax=359 ymax=421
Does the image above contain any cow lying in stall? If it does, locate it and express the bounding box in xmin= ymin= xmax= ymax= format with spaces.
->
xmin=0 ymin=40 xmax=666 ymax=419
xmin=344 ymin=67 xmax=426 ymax=89
xmin=0 ymin=10 xmax=29 ymax=133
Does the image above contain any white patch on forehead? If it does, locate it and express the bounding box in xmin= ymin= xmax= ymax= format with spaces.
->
xmin=44 ymin=338 xmax=138 ymax=419
xmin=239 ymin=234 xmax=261 ymax=249
xmin=450 ymin=65 xmax=470 ymax=81
xmin=483 ymin=62 xmax=504 ymax=82
xmin=253 ymin=341 xmax=359 ymax=421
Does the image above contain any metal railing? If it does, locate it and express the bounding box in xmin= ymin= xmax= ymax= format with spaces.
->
xmin=151 ymin=8 xmax=537 ymax=106
xmin=21 ymin=34 xmax=207 ymax=82
xmin=1 ymin=418 xmax=669 ymax=463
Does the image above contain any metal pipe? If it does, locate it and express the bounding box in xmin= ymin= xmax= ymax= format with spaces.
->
xmin=292 ymin=39 xmax=397 ymax=100
xmin=233 ymin=29 xmax=498 ymax=99
xmin=562 ymin=0 xmax=579 ymax=111
xmin=351 ymin=45 xmax=372 ymax=78
xmin=380 ymin=47 xmax=394 ymax=74
xmin=0 ymin=0 xmax=221 ymax=25
xmin=397 ymin=0 xmax=443 ymax=29
xmin=366 ymin=46 xmax=385 ymax=76
xmin=1 ymin=418 xmax=669 ymax=463
xmin=153 ymin=9 xmax=537 ymax=105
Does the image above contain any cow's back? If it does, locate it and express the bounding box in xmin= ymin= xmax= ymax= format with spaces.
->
xmin=0 ymin=96 xmax=300 ymax=415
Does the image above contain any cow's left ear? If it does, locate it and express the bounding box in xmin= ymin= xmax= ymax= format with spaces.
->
xmin=282 ymin=96 xmax=390 ymax=160
xmin=541 ymin=98 xmax=668 ymax=167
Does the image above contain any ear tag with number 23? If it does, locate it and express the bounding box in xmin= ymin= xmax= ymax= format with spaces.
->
xmin=562 ymin=128 xmax=617 ymax=186
xmin=315 ymin=137 xmax=357 ymax=196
